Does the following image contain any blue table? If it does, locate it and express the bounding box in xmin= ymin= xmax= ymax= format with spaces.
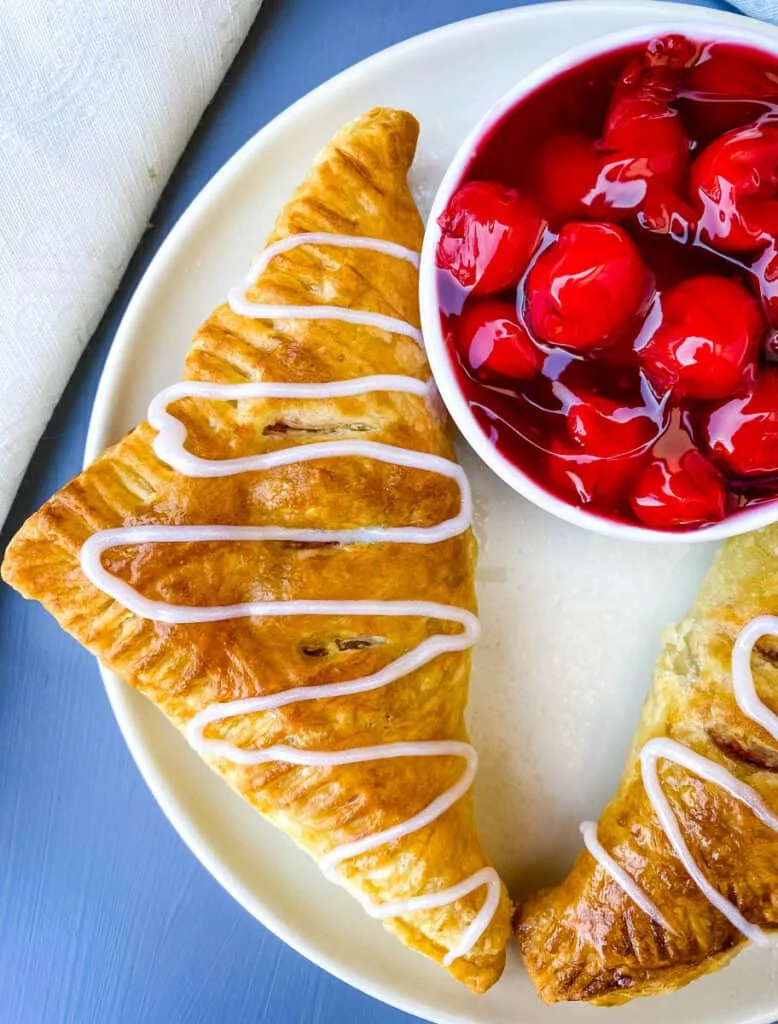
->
xmin=0 ymin=1 xmax=740 ymax=1021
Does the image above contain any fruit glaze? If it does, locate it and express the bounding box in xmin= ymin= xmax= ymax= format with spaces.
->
xmin=435 ymin=33 xmax=778 ymax=532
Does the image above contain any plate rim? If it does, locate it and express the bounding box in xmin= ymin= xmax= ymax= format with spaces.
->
xmin=83 ymin=3 xmax=778 ymax=1023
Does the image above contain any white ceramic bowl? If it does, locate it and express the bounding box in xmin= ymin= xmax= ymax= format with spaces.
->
xmin=420 ymin=20 xmax=778 ymax=544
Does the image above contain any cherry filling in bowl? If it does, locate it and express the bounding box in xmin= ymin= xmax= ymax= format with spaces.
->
xmin=435 ymin=33 xmax=778 ymax=532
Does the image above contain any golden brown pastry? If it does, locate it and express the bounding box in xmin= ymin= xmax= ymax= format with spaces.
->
xmin=518 ymin=524 xmax=778 ymax=1004
xmin=2 ymin=108 xmax=512 ymax=992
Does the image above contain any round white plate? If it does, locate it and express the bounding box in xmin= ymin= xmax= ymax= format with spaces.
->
xmin=85 ymin=3 xmax=778 ymax=1022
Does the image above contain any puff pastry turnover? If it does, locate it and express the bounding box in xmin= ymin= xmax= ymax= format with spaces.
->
xmin=2 ymin=108 xmax=512 ymax=991
xmin=518 ymin=524 xmax=778 ymax=1004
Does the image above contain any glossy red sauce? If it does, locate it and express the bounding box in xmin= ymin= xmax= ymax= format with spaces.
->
xmin=435 ymin=34 xmax=778 ymax=531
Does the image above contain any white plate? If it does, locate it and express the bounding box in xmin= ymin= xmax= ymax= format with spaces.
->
xmin=84 ymin=3 xmax=778 ymax=1022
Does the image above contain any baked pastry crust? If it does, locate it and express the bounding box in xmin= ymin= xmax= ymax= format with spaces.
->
xmin=518 ymin=525 xmax=778 ymax=1004
xmin=2 ymin=108 xmax=511 ymax=991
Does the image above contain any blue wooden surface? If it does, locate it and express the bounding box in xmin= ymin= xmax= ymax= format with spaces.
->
xmin=0 ymin=1 xmax=739 ymax=1022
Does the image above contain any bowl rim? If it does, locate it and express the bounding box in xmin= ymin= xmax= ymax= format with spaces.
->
xmin=419 ymin=17 xmax=778 ymax=545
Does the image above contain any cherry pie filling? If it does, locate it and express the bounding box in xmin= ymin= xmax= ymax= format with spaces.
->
xmin=436 ymin=33 xmax=778 ymax=531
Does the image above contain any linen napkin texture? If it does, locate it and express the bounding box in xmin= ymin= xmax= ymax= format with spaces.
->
xmin=0 ymin=0 xmax=262 ymax=527
xmin=731 ymin=0 xmax=778 ymax=20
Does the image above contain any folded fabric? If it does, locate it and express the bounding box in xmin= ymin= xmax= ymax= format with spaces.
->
xmin=0 ymin=0 xmax=261 ymax=528
xmin=729 ymin=0 xmax=778 ymax=21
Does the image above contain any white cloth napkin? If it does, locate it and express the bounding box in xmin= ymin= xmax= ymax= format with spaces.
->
xmin=0 ymin=0 xmax=262 ymax=528
xmin=731 ymin=0 xmax=778 ymax=20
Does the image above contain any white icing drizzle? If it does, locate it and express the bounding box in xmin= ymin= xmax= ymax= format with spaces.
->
xmin=640 ymin=738 xmax=778 ymax=944
xmin=583 ymin=617 xmax=778 ymax=945
xmin=579 ymin=820 xmax=670 ymax=930
xmin=732 ymin=616 xmax=778 ymax=741
xmin=142 ymin=379 xmax=470 ymax=542
xmin=79 ymin=232 xmax=501 ymax=967
xmin=227 ymin=232 xmax=423 ymax=344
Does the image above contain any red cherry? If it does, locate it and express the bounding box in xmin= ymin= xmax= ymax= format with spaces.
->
xmin=532 ymin=133 xmax=605 ymax=225
xmin=640 ymin=276 xmax=763 ymax=400
xmin=596 ymin=42 xmax=691 ymax=218
xmin=545 ymin=439 xmax=644 ymax=511
xmin=702 ymin=368 xmax=778 ymax=477
xmin=607 ymin=46 xmax=690 ymax=127
xmin=688 ymin=55 xmax=778 ymax=139
xmin=690 ymin=121 xmax=778 ymax=254
xmin=630 ymin=448 xmax=727 ymax=529
xmin=436 ymin=181 xmax=545 ymax=294
xmin=594 ymin=43 xmax=692 ymax=237
xmin=598 ymin=63 xmax=692 ymax=235
xmin=525 ymin=222 xmax=648 ymax=349
xmin=689 ymin=54 xmax=778 ymax=101
xmin=602 ymin=94 xmax=689 ymax=191
xmin=615 ymin=36 xmax=699 ymax=96
xmin=755 ymin=243 xmax=778 ymax=327
xmin=566 ymin=392 xmax=659 ymax=458
xmin=640 ymin=34 xmax=700 ymax=74
xmin=635 ymin=180 xmax=697 ymax=240
xmin=456 ymin=300 xmax=542 ymax=383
